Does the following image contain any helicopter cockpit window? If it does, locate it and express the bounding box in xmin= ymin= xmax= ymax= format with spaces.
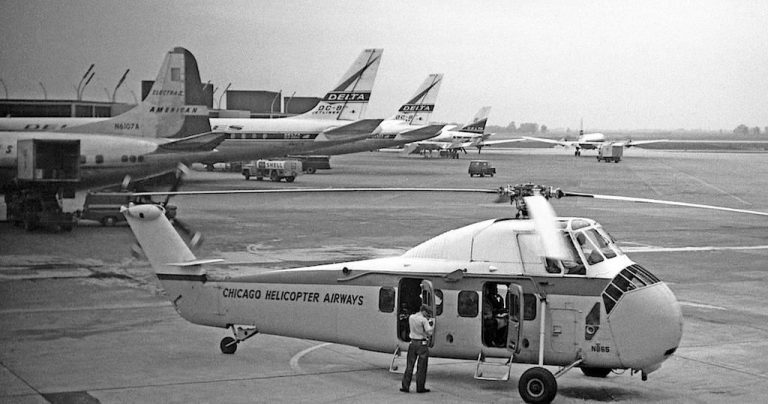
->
xmin=602 ymin=264 xmax=661 ymax=314
xmin=575 ymin=231 xmax=605 ymax=265
xmin=596 ymin=227 xmax=624 ymax=257
xmin=586 ymin=228 xmax=617 ymax=259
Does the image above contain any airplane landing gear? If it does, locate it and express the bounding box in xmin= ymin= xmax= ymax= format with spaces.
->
xmin=220 ymin=325 xmax=259 ymax=355
xmin=574 ymin=149 xmax=581 ymax=156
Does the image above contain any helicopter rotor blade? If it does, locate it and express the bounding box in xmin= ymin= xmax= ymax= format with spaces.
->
xmin=120 ymin=175 xmax=132 ymax=192
xmin=163 ymin=163 xmax=190 ymax=207
xmin=172 ymin=217 xmax=203 ymax=249
xmin=562 ymin=192 xmax=768 ymax=217
xmin=524 ymin=195 xmax=570 ymax=260
xmin=126 ymin=187 xmax=501 ymax=197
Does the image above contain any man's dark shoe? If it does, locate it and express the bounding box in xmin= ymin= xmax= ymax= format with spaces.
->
xmin=399 ymin=387 xmax=409 ymax=393
xmin=416 ymin=389 xmax=431 ymax=393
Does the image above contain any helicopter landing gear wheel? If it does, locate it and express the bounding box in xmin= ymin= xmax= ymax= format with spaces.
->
xmin=220 ymin=337 xmax=237 ymax=354
xmin=518 ymin=367 xmax=557 ymax=404
xmin=220 ymin=325 xmax=259 ymax=355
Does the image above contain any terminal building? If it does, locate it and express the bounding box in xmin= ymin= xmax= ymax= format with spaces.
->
xmin=1 ymin=83 xmax=320 ymax=119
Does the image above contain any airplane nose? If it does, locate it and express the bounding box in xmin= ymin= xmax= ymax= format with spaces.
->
xmin=606 ymin=282 xmax=683 ymax=374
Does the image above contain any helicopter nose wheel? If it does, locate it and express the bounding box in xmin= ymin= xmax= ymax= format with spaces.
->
xmin=220 ymin=325 xmax=259 ymax=355
xmin=220 ymin=337 xmax=238 ymax=354
xmin=518 ymin=367 xmax=557 ymax=403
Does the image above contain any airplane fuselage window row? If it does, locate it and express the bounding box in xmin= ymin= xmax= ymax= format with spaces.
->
xmin=228 ymin=133 xmax=319 ymax=140
xmin=78 ymin=155 xmax=145 ymax=164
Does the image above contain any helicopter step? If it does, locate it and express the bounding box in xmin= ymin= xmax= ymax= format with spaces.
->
xmin=474 ymin=351 xmax=514 ymax=381
xmin=388 ymin=345 xmax=407 ymax=374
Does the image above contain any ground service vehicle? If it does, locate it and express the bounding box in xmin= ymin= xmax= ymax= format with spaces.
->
xmin=5 ymin=139 xmax=80 ymax=231
xmin=242 ymin=159 xmax=302 ymax=182
xmin=597 ymin=144 xmax=623 ymax=163
xmin=287 ymin=155 xmax=331 ymax=174
xmin=80 ymin=192 xmax=177 ymax=226
xmin=468 ymin=160 xmax=496 ymax=177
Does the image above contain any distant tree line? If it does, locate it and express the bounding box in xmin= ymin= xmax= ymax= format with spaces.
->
xmin=503 ymin=121 xmax=548 ymax=133
xmin=733 ymin=124 xmax=765 ymax=136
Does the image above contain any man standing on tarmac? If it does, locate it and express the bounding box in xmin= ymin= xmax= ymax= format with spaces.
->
xmin=400 ymin=304 xmax=434 ymax=393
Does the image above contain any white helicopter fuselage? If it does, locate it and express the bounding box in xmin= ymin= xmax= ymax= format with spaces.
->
xmin=126 ymin=203 xmax=682 ymax=378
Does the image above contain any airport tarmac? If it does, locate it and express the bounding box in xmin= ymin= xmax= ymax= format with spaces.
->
xmin=2 ymin=147 xmax=768 ymax=403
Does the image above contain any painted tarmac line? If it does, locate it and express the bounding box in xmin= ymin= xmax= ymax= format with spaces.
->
xmin=679 ymin=301 xmax=727 ymax=310
xmin=290 ymin=342 xmax=333 ymax=373
xmin=0 ymin=301 xmax=170 ymax=315
xmin=623 ymin=245 xmax=768 ymax=253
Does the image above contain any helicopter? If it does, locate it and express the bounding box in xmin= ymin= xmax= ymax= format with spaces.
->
xmin=120 ymin=184 xmax=767 ymax=403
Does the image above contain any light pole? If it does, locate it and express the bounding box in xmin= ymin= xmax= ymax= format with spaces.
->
xmin=284 ymin=91 xmax=296 ymax=115
xmin=270 ymin=90 xmax=281 ymax=118
xmin=217 ymin=82 xmax=231 ymax=109
xmin=75 ymin=64 xmax=95 ymax=100
xmin=79 ymin=71 xmax=95 ymax=101
xmin=112 ymin=69 xmax=129 ymax=102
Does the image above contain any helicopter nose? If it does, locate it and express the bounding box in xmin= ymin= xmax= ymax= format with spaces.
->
xmin=607 ymin=282 xmax=683 ymax=374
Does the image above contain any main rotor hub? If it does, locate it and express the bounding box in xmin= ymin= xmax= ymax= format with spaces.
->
xmin=497 ymin=183 xmax=564 ymax=218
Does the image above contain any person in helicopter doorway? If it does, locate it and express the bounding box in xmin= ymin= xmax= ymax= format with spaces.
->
xmin=483 ymin=285 xmax=507 ymax=346
xmin=400 ymin=304 xmax=434 ymax=393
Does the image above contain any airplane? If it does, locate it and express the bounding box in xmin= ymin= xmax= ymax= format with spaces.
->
xmin=522 ymin=121 xmax=668 ymax=156
xmin=303 ymin=73 xmax=447 ymax=156
xmin=0 ymin=49 xmax=386 ymax=167
xmin=404 ymin=106 xmax=524 ymax=158
xmin=118 ymin=185 xmax=768 ymax=403
xmin=1 ymin=47 xmax=225 ymax=230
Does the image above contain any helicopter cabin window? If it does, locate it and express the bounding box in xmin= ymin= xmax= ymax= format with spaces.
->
xmin=434 ymin=289 xmax=444 ymax=316
xmin=523 ymin=294 xmax=537 ymax=321
xmin=378 ymin=287 xmax=395 ymax=313
xmin=121 ymin=155 xmax=128 ymax=163
xmin=80 ymin=155 xmax=86 ymax=164
xmin=95 ymin=155 xmax=104 ymax=164
xmin=458 ymin=291 xmax=478 ymax=317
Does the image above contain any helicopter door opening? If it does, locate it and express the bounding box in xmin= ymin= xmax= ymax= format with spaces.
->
xmin=397 ymin=278 xmax=436 ymax=344
xmin=507 ymin=284 xmax=524 ymax=354
xmin=482 ymin=282 xmax=510 ymax=348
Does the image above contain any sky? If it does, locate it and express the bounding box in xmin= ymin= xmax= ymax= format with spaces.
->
xmin=1 ymin=0 xmax=766 ymax=131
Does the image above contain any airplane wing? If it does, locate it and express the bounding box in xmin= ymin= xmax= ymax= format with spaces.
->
xmin=522 ymin=136 xmax=577 ymax=148
xmin=319 ymin=118 xmax=384 ymax=141
xmin=620 ymin=139 xmax=669 ymax=148
xmin=477 ymin=138 xmax=526 ymax=147
xmin=156 ymin=132 xmax=228 ymax=153
xmin=396 ymin=124 xmax=447 ymax=142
